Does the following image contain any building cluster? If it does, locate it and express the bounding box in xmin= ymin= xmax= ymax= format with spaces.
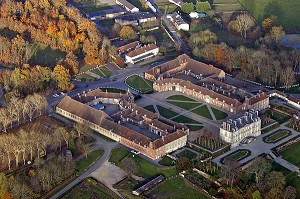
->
xmin=220 ymin=110 xmax=261 ymax=147
xmin=56 ymin=88 xmax=188 ymax=160
xmin=124 ymin=43 xmax=159 ymax=64
xmin=166 ymin=13 xmax=189 ymax=31
xmin=115 ymin=12 xmax=156 ymax=26
xmin=145 ymin=54 xmax=269 ymax=114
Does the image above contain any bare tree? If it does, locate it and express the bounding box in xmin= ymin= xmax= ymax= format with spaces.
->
xmin=32 ymin=93 xmax=48 ymax=115
xmin=11 ymin=135 xmax=22 ymax=167
xmin=221 ymin=158 xmax=242 ymax=188
xmin=284 ymin=186 xmax=297 ymax=199
xmin=24 ymin=95 xmax=36 ymax=121
xmin=0 ymin=108 xmax=12 ymax=132
xmin=234 ymin=13 xmax=255 ymax=39
xmin=60 ymin=127 xmax=70 ymax=148
xmin=248 ymin=157 xmax=271 ymax=184
xmin=18 ymin=129 xmax=30 ymax=165
xmin=120 ymin=157 xmax=138 ymax=177
xmin=280 ymin=67 xmax=296 ymax=90
xmin=0 ymin=135 xmax=14 ymax=170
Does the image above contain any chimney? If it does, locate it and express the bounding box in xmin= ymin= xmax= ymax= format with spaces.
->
xmin=223 ymin=122 xmax=226 ymax=130
xmin=162 ymin=136 xmax=165 ymax=142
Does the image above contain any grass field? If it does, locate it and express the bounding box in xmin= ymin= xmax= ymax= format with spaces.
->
xmin=156 ymin=105 xmax=178 ymax=118
xmin=176 ymin=150 xmax=197 ymax=159
xmin=213 ymin=0 xmax=237 ymax=3
xmin=90 ymin=66 xmax=112 ymax=78
xmin=211 ymin=107 xmax=228 ymax=120
xmin=61 ymin=178 xmax=117 ymax=199
xmin=80 ymin=4 xmax=112 ymax=13
xmin=281 ymin=142 xmax=300 ymax=167
xmin=166 ymin=101 xmax=201 ymax=110
xmin=158 ymin=156 xmax=175 ymax=166
xmin=192 ymin=105 xmax=213 ymax=120
xmin=265 ymin=110 xmax=290 ymax=124
xmin=109 ymin=148 xmax=130 ymax=165
xmin=238 ymin=0 xmax=300 ymax=30
xmin=214 ymin=4 xmax=243 ymax=12
xmin=125 ymin=75 xmax=153 ymax=93
xmin=76 ymin=73 xmax=96 ymax=82
xmin=148 ymin=177 xmax=210 ymax=199
xmin=144 ymin=105 xmax=156 ymax=113
xmin=166 ymin=95 xmax=196 ymax=102
xmin=76 ymin=150 xmax=104 ymax=174
xmin=222 ymin=149 xmax=251 ymax=163
xmin=28 ymin=43 xmax=66 ymax=68
xmin=263 ymin=129 xmax=291 ymax=143
xmin=156 ymin=0 xmax=179 ymax=14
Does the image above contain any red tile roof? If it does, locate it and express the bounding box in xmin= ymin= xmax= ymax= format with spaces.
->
xmin=126 ymin=43 xmax=158 ymax=58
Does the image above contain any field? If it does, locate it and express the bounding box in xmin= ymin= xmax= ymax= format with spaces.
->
xmin=158 ymin=156 xmax=175 ymax=166
xmin=263 ymin=129 xmax=291 ymax=143
xmin=176 ymin=150 xmax=197 ymax=159
xmin=265 ymin=109 xmax=290 ymax=124
xmin=280 ymin=142 xmax=300 ymax=167
xmin=147 ymin=177 xmax=210 ymax=199
xmin=125 ymin=75 xmax=153 ymax=93
xmin=109 ymin=148 xmax=130 ymax=165
xmin=61 ymin=178 xmax=117 ymax=199
xmin=221 ymin=149 xmax=251 ymax=163
xmin=76 ymin=150 xmax=104 ymax=174
xmin=237 ymin=0 xmax=300 ymax=30
xmin=156 ymin=0 xmax=179 ymax=14
xmin=80 ymin=4 xmax=112 ymax=13
xmin=211 ymin=107 xmax=228 ymax=120
xmin=28 ymin=43 xmax=66 ymax=68
xmin=90 ymin=66 xmax=112 ymax=78
xmin=76 ymin=73 xmax=96 ymax=82
xmin=166 ymin=101 xmax=201 ymax=110
xmin=212 ymin=0 xmax=245 ymax=23
xmin=166 ymin=95 xmax=196 ymax=102
xmin=191 ymin=105 xmax=213 ymax=120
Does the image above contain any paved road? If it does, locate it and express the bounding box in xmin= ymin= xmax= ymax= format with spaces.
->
xmin=213 ymin=122 xmax=300 ymax=165
xmin=50 ymin=134 xmax=119 ymax=199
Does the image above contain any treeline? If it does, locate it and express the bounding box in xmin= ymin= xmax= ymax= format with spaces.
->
xmin=189 ymin=28 xmax=300 ymax=88
xmin=0 ymin=156 xmax=75 ymax=199
xmin=0 ymin=93 xmax=47 ymax=132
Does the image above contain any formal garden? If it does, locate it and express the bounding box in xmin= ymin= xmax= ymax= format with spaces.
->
xmin=194 ymin=129 xmax=226 ymax=151
xmin=76 ymin=65 xmax=112 ymax=81
xmin=221 ymin=149 xmax=251 ymax=163
xmin=125 ymin=75 xmax=153 ymax=93
xmin=263 ymin=129 xmax=292 ymax=143
xmin=158 ymin=156 xmax=176 ymax=166
xmin=144 ymin=105 xmax=204 ymax=131
xmin=265 ymin=109 xmax=291 ymax=124
xmin=176 ymin=150 xmax=197 ymax=159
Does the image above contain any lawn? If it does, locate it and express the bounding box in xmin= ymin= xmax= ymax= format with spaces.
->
xmin=280 ymin=142 xmax=300 ymax=167
xmin=109 ymin=148 xmax=130 ymax=165
xmin=211 ymin=107 xmax=228 ymax=120
xmin=76 ymin=150 xmax=104 ymax=174
xmin=167 ymin=101 xmax=201 ymax=110
xmin=76 ymin=73 xmax=96 ymax=82
xmin=265 ymin=109 xmax=290 ymax=124
xmin=213 ymin=0 xmax=237 ymax=3
xmin=125 ymin=75 xmax=153 ymax=93
xmin=166 ymin=95 xmax=196 ymax=102
xmin=28 ymin=43 xmax=66 ymax=68
xmin=80 ymin=4 xmax=112 ymax=13
xmin=156 ymin=0 xmax=179 ymax=14
xmin=158 ymin=156 xmax=175 ymax=166
xmin=121 ymin=155 xmax=178 ymax=178
xmin=191 ymin=105 xmax=213 ymax=120
xmin=144 ymin=105 xmax=156 ymax=113
xmin=156 ymin=105 xmax=178 ymax=119
xmin=237 ymin=0 xmax=300 ymax=30
xmin=90 ymin=66 xmax=112 ymax=78
xmin=148 ymin=177 xmax=210 ymax=199
xmin=172 ymin=115 xmax=202 ymax=125
xmin=97 ymin=18 xmax=115 ymax=27
xmin=114 ymin=178 xmax=143 ymax=199
xmin=214 ymin=4 xmax=243 ymax=12
xmin=222 ymin=149 xmax=251 ymax=163
xmin=61 ymin=178 xmax=117 ymax=199
xmin=187 ymin=125 xmax=204 ymax=131
xmin=176 ymin=150 xmax=197 ymax=159
xmin=100 ymin=87 xmax=127 ymax=94
xmin=263 ymin=129 xmax=291 ymax=143
xmin=79 ymin=64 xmax=97 ymax=73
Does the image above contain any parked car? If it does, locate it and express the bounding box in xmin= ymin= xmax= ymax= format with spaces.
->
xmin=131 ymin=150 xmax=140 ymax=155
xmin=52 ymin=94 xmax=59 ymax=98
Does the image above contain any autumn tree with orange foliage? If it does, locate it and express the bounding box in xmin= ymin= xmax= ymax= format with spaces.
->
xmin=52 ymin=65 xmax=71 ymax=91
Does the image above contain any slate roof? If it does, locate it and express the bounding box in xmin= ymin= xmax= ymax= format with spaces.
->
xmin=115 ymin=12 xmax=155 ymax=22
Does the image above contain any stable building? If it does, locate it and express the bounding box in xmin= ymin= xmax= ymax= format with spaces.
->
xmin=115 ymin=12 xmax=156 ymax=26
xmin=220 ymin=110 xmax=261 ymax=148
xmin=116 ymin=0 xmax=139 ymax=13
xmin=125 ymin=43 xmax=159 ymax=64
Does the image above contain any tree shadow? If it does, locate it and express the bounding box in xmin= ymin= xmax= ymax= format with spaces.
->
xmin=264 ymin=0 xmax=285 ymax=21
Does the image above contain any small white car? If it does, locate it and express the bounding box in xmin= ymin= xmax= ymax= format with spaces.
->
xmin=131 ymin=150 xmax=140 ymax=155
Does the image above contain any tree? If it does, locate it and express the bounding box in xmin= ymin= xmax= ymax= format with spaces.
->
xmin=264 ymin=171 xmax=285 ymax=191
xmin=52 ymin=65 xmax=71 ymax=91
xmin=234 ymin=13 xmax=255 ymax=39
xmin=284 ymin=186 xmax=297 ymax=199
xmin=120 ymin=157 xmax=137 ymax=177
xmin=249 ymin=157 xmax=271 ymax=184
xmin=196 ymin=1 xmax=211 ymax=13
xmin=262 ymin=15 xmax=278 ymax=32
xmin=0 ymin=173 xmax=8 ymax=199
xmin=119 ymin=26 xmax=137 ymax=40
xmin=220 ymin=158 xmax=242 ymax=188
xmin=280 ymin=67 xmax=295 ymax=90
xmin=252 ymin=190 xmax=262 ymax=199
xmin=181 ymin=2 xmax=194 ymax=14
xmin=269 ymin=26 xmax=285 ymax=43
xmin=176 ymin=157 xmax=193 ymax=171
xmin=189 ymin=29 xmax=217 ymax=48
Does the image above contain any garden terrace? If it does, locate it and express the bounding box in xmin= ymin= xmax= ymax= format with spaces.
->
xmin=263 ymin=129 xmax=292 ymax=143
xmin=221 ymin=149 xmax=251 ymax=163
xmin=176 ymin=150 xmax=197 ymax=159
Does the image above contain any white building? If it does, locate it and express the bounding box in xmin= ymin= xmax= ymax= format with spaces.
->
xmin=167 ymin=13 xmax=189 ymax=31
xmin=125 ymin=44 xmax=159 ymax=64
xmin=220 ymin=110 xmax=261 ymax=148
xmin=116 ymin=0 xmax=139 ymax=13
